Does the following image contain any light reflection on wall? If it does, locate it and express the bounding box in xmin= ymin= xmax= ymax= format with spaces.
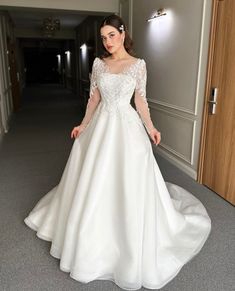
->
xmin=56 ymin=54 xmax=61 ymax=73
xmin=146 ymin=9 xmax=174 ymax=57
xmin=65 ymin=50 xmax=71 ymax=74
xmin=80 ymin=43 xmax=88 ymax=79
xmin=80 ymin=43 xmax=87 ymax=59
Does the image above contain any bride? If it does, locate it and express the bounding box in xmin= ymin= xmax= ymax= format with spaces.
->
xmin=24 ymin=14 xmax=211 ymax=290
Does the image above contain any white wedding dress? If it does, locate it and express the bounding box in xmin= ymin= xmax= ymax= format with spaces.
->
xmin=24 ymin=57 xmax=211 ymax=290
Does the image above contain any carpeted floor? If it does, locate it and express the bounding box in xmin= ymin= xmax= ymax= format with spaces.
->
xmin=0 ymin=85 xmax=234 ymax=291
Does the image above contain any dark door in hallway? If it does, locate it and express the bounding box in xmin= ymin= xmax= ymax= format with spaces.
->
xmin=7 ymin=37 xmax=21 ymax=112
xmin=24 ymin=47 xmax=60 ymax=84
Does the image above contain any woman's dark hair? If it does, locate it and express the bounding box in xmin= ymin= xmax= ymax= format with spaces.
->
xmin=99 ymin=14 xmax=135 ymax=58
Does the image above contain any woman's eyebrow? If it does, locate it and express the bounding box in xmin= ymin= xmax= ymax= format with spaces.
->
xmin=101 ymin=31 xmax=116 ymax=37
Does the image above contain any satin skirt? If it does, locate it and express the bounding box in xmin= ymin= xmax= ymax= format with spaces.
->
xmin=24 ymin=102 xmax=211 ymax=290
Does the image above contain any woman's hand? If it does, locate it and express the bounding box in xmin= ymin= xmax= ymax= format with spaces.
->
xmin=71 ymin=124 xmax=86 ymax=139
xmin=149 ymin=127 xmax=161 ymax=145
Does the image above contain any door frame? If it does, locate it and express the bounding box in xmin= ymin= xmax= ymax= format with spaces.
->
xmin=198 ymin=0 xmax=222 ymax=183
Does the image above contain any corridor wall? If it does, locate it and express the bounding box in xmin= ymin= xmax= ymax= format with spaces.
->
xmin=0 ymin=12 xmax=14 ymax=135
xmin=131 ymin=0 xmax=212 ymax=179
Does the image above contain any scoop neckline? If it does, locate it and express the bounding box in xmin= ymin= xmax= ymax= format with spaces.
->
xmin=99 ymin=57 xmax=141 ymax=75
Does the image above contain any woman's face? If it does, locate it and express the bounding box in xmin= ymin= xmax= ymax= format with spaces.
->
xmin=100 ymin=25 xmax=125 ymax=54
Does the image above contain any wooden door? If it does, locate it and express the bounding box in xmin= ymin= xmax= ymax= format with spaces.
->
xmin=7 ymin=38 xmax=21 ymax=112
xmin=198 ymin=0 xmax=235 ymax=205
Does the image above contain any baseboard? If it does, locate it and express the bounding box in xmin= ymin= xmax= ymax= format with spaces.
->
xmin=152 ymin=145 xmax=197 ymax=180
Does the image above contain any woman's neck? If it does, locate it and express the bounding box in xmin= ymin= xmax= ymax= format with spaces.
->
xmin=110 ymin=47 xmax=130 ymax=61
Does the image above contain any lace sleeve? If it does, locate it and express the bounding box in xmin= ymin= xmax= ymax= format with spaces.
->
xmin=89 ymin=57 xmax=99 ymax=97
xmin=135 ymin=59 xmax=148 ymax=102
xmin=134 ymin=59 xmax=155 ymax=134
xmin=80 ymin=58 xmax=101 ymax=129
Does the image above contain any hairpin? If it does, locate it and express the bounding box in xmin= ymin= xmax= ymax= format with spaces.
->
xmin=119 ymin=24 xmax=124 ymax=32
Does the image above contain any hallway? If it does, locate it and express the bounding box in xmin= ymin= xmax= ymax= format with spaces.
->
xmin=0 ymin=85 xmax=234 ymax=291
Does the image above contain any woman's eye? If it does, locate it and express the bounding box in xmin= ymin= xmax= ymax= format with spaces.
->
xmin=101 ymin=33 xmax=115 ymax=41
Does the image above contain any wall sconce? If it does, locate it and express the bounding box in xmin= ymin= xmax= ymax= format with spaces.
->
xmin=80 ymin=44 xmax=87 ymax=50
xmin=147 ymin=8 xmax=167 ymax=22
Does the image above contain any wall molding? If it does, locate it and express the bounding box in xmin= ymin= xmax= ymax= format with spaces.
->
xmin=160 ymin=142 xmax=191 ymax=165
xmin=153 ymin=145 xmax=197 ymax=180
xmin=148 ymin=98 xmax=195 ymax=115
xmin=131 ymin=0 xmax=212 ymax=179
xmin=147 ymin=0 xmax=208 ymax=118
xmin=150 ymin=106 xmax=196 ymax=165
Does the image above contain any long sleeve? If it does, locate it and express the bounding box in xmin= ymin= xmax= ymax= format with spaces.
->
xmin=80 ymin=58 xmax=101 ymax=128
xmin=134 ymin=59 xmax=155 ymax=134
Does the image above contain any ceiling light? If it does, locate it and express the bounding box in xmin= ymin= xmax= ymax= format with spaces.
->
xmin=42 ymin=17 xmax=60 ymax=37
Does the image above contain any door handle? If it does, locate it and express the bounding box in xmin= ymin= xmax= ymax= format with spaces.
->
xmin=208 ymin=87 xmax=218 ymax=114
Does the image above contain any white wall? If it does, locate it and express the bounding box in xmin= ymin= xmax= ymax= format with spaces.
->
xmin=132 ymin=0 xmax=212 ymax=179
xmin=119 ymin=0 xmax=133 ymax=36
xmin=0 ymin=0 xmax=119 ymax=13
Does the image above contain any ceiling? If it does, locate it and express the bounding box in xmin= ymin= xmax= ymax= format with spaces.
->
xmin=7 ymin=8 xmax=88 ymax=30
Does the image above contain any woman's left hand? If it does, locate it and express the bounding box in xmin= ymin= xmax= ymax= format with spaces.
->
xmin=149 ymin=128 xmax=161 ymax=145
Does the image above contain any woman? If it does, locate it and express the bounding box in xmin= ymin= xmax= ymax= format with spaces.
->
xmin=24 ymin=14 xmax=211 ymax=290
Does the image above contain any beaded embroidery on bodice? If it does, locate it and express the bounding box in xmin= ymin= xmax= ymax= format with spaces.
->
xmin=90 ymin=57 xmax=147 ymax=114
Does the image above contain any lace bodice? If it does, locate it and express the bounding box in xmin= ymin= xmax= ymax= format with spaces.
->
xmin=90 ymin=57 xmax=147 ymax=112
xmin=80 ymin=56 xmax=155 ymax=134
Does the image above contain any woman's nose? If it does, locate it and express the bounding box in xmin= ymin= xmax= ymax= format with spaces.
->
xmin=106 ymin=39 xmax=112 ymax=46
